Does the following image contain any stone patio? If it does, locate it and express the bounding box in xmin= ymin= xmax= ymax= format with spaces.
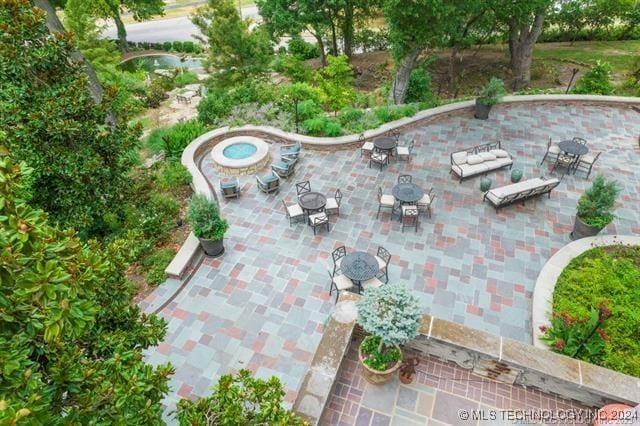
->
xmin=323 ymin=338 xmax=591 ymax=426
xmin=140 ymin=103 xmax=640 ymax=421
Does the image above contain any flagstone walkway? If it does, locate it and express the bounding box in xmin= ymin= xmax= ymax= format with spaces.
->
xmin=140 ymin=103 xmax=640 ymax=421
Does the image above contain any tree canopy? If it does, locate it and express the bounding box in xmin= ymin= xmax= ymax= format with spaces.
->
xmin=0 ymin=154 xmax=172 ymax=424
xmin=0 ymin=1 xmax=140 ymax=236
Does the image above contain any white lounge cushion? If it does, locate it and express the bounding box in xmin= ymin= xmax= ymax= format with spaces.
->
xmin=362 ymin=141 xmax=374 ymax=151
xmin=417 ymin=194 xmax=431 ymax=206
xmin=467 ymin=154 xmax=484 ymax=165
xmin=548 ymin=144 xmax=561 ymax=154
xmin=451 ymin=151 xmax=468 ymax=164
xmin=456 ymin=163 xmax=489 ymax=177
xmin=380 ymin=194 xmax=395 ymax=206
xmin=580 ymin=154 xmax=596 ymax=164
xmin=371 ymin=152 xmax=388 ymax=162
xmin=487 ymin=178 xmax=560 ymax=203
xmin=333 ymin=274 xmax=354 ymax=291
xmin=375 ymin=255 xmax=387 ymax=270
xmin=286 ymin=203 xmax=303 ymax=217
xmin=309 ymin=212 xmax=328 ymax=223
xmin=478 ymin=152 xmax=497 ymax=161
xmin=483 ymin=157 xmax=513 ymax=171
xmin=490 ymin=149 xmax=509 ymax=158
xmin=326 ymin=198 xmax=339 ymax=209
xmin=362 ymin=277 xmax=384 ymax=291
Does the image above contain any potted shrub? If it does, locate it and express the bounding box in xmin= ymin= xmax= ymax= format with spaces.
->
xmin=571 ymin=175 xmax=620 ymax=240
xmin=356 ymin=285 xmax=422 ymax=385
xmin=187 ymin=194 xmax=229 ymax=257
xmin=480 ymin=177 xmax=492 ymax=192
xmin=474 ymin=77 xmax=506 ymax=120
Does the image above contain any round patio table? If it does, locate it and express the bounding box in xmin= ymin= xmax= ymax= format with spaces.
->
xmin=340 ymin=252 xmax=379 ymax=290
xmin=558 ymin=140 xmax=589 ymax=157
xmin=374 ymin=137 xmax=396 ymax=155
xmin=298 ymin=192 xmax=326 ymax=214
xmin=392 ymin=183 xmax=424 ymax=204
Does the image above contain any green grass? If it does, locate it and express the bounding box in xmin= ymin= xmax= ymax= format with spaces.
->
xmin=552 ymin=245 xmax=640 ymax=377
xmin=533 ymin=40 xmax=640 ymax=73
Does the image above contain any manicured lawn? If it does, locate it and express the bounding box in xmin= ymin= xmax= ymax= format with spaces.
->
xmin=552 ymin=245 xmax=640 ymax=377
xmin=533 ymin=40 xmax=640 ymax=74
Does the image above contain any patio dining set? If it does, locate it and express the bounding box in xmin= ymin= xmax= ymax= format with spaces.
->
xmin=283 ymin=180 xmax=342 ymax=235
xmin=327 ymin=246 xmax=392 ymax=302
xmin=540 ymin=136 xmax=601 ymax=179
xmin=377 ymin=174 xmax=435 ymax=233
xmin=361 ymin=131 xmax=415 ymax=169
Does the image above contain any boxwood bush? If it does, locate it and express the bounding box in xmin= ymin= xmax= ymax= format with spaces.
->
xmin=548 ymin=245 xmax=640 ymax=376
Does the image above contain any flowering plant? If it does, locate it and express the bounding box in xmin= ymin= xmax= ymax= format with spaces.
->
xmin=539 ymin=303 xmax=611 ymax=361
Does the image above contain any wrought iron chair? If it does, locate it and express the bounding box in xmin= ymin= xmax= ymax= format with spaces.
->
xmin=572 ymin=137 xmax=588 ymax=146
xmin=282 ymin=200 xmax=304 ymax=226
xmin=331 ymin=246 xmax=347 ymax=275
xmin=401 ymin=206 xmax=419 ymax=233
xmin=376 ymin=187 xmax=395 ymax=219
xmin=296 ymin=180 xmax=311 ymax=197
xmin=539 ymin=137 xmax=561 ymax=165
xmin=375 ymin=246 xmax=391 ymax=283
xmin=575 ymin=152 xmax=601 ymax=180
xmin=308 ymin=212 xmax=329 ymax=235
xmin=396 ymin=139 xmax=415 ymax=162
xmin=398 ymin=174 xmax=413 ymax=184
xmin=417 ymin=188 xmax=435 ymax=218
xmin=369 ymin=150 xmax=389 ymax=170
xmin=325 ymin=188 xmax=343 ymax=216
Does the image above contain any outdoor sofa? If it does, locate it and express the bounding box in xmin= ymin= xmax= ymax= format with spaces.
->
xmin=483 ymin=177 xmax=560 ymax=211
xmin=450 ymin=141 xmax=513 ymax=182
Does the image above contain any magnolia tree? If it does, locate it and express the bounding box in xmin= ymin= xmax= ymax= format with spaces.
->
xmin=357 ymin=284 xmax=422 ymax=350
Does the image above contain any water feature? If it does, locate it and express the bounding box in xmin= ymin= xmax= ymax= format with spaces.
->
xmin=119 ymin=54 xmax=203 ymax=73
xmin=222 ymin=143 xmax=258 ymax=160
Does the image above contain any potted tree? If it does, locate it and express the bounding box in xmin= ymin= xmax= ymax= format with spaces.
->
xmin=571 ymin=174 xmax=620 ymax=240
xmin=356 ymin=285 xmax=422 ymax=385
xmin=474 ymin=77 xmax=506 ymax=120
xmin=187 ymin=194 xmax=229 ymax=257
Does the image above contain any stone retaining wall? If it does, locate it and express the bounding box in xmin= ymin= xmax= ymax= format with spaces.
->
xmin=294 ymin=293 xmax=640 ymax=425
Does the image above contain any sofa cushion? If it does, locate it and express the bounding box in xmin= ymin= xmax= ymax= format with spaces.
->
xmin=483 ymin=157 xmax=513 ymax=171
xmin=490 ymin=149 xmax=509 ymax=158
xmin=458 ymin=163 xmax=489 ymax=176
xmin=467 ymin=154 xmax=484 ymax=165
xmin=220 ymin=181 xmax=238 ymax=190
xmin=451 ymin=151 xmax=468 ymax=164
xmin=478 ymin=152 xmax=497 ymax=161
xmin=260 ymin=173 xmax=278 ymax=184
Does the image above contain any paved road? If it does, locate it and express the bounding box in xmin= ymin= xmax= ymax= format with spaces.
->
xmin=103 ymin=6 xmax=260 ymax=43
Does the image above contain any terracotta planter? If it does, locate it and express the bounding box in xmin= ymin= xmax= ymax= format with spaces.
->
xmin=399 ymin=357 xmax=420 ymax=384
xmin=358 ymin=344 xmax=402 ymax=385
xmin=199 ymin=237 xmax=225 ymax=257
xmin=570 ymin=216 xmax=603 ymax=240
xmin=474 ymin=99 xmax=492 ymax=120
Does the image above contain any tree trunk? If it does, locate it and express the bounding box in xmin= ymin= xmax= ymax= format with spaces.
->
xmin=508 ymin=11 xmax=545 ymax=91
xmin=33 ymin=0 xmax=105 ymax=106
xmin=389 ymin=49 xmax=420 ymax=105
xmin=310 ymin=26 xmax=326 ymax=66
xmin=330 ymin=18 xmax=338 ymax=55
xmin=112 ymin=11 xmax=128 ymax=52
xmin=342 ymin=0 xmax=354 ymax=57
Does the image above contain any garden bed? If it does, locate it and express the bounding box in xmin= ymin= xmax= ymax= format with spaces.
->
xmin=550 ymin=244 xmax=640 ymax=377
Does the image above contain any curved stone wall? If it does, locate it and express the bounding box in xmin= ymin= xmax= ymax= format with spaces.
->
xmin=531 ymin=235 xmax=640 ymax=349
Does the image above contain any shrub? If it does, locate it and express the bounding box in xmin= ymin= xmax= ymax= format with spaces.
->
xmin=356 ymin=285 xmax=422 ymax=371
xmin=544 ymin=245 xmax=640 ymax=376
xmin=172 ymin=41 xmax=184 ymax=52
xmin=277 ymin=55 xmax=315 ymax=82
xmin=141 ymin=248 xmax=176 ymax=286
xmin=161 ymin=120 xmax=208 ymax=160
xmin=176 ymin=370 xmax=306 ymax=425
xmin=288 ymin=34 xmax=320 ymax=59
xmin=572 ymin=61 xmax=614 ymax=95
xmin=187 ymin=194 xmax=228 ymax=240
xmin=144 ymin=78 xmax=170 ymax=108
xmin=198 ymin=90 xmax=233 ymax=124
xmin=158 ymin=161 xmax=192 ymax=190
xmin=338 ymin=106 xmax=364 ymax=125
xmin=576 ymin=174 xmax=620 ymax=228
xmin=477 ymin=77 xmax=506 ymax=106
xmin=182 ymin=41 xmax=196 ymax=53
xmin=174 ymin=71 xmax=199 ymax=87
xmin=406 ymin=68 xmax=436 ymax=104
xmin=162 ymin=41 xmax=172 ymax=51
xmin=323 ymin=119 xmax=342 ymax=136
xmin=373 ymin=106 xmax=393 ymax=123
xmin=302 ymin=116 xmax=328 ymax=135
xmin=138 ymin=193 xmax=181 ymax=240
xmin=297 ymin=99 xmax=323 ymax=121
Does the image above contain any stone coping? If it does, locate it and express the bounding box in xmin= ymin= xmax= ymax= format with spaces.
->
xmin=531 ymin=234 xmax=640 ymax=348
xmin=166 ymin=95 xmax=640 ymax=279
xmin=210 ymin=135 xmax=269 ymax=169
xmin=294 ymin=291 xmax=640 ymax=424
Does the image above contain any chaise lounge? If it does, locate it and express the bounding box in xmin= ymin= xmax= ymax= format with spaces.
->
xmin=483 ymin=177 xmax=560 ymax=211
xmin=450 ymin=141 xmax=513 ymax=182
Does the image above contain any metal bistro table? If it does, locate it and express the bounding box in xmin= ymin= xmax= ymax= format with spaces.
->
xmin=374 ymin=137 xmax=396 ymax=157
xmin=392 ymin=183 xmax=424 ymax=220
xmin=298 ymin=191 xmax=327 ymax=215
xmin=340 ymin=252 xmax=379 ymax=293
xmin=558 ymin=140 xmax=589 ymax=173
